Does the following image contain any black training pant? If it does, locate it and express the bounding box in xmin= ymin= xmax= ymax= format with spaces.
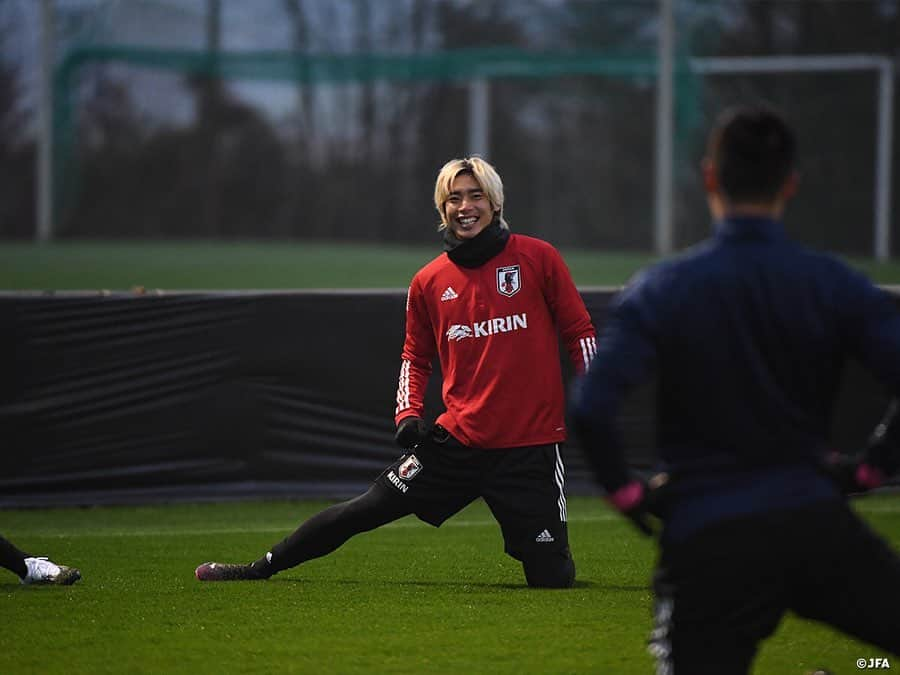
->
xmin=649 ymin=500 xmax=900 ymax=674
xmin=267 ymin=429 xmax=574 ymax=587
xmin=376 ymin=430 xmax=572 ymax=565
xmin=0 ymin=535 xmax=29 ymax=578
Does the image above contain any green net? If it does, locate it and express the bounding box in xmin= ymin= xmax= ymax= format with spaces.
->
xmin=53 ymin=46 xmax=703 ymax=229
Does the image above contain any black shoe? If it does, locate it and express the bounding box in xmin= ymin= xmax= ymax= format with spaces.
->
xmin=195 ymin=562 xmax=265 ymax=582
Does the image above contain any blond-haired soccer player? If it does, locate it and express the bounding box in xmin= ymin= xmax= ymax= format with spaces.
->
xmin=197 ymin=157 xmax=596 ymax=587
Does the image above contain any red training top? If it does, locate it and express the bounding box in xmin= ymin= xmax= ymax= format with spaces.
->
xmin=395 ymin=233 xmax=597 ymax=448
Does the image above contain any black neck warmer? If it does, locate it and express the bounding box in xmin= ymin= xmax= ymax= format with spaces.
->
xmin=442 ymin=217 xmax=510 ymax=269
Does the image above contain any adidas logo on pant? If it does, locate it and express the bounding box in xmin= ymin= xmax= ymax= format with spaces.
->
xmin=535 ymin=529 xmax=555 ymax=543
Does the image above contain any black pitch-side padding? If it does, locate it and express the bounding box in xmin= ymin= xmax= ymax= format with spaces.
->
xmin=0 ymin=289 xmax=893 ymax=506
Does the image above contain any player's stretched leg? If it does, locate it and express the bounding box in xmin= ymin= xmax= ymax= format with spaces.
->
xmin=0 ymin=535 xmax=29 ymax=579
xmin=790 ymin=501 xmax=900 ymax=655
xmin=1 ymin=534 xmax=81 ymax=585
xmin=195 ymin=484 xmax=411 ymax=581
xmin=483 ymin=444 xmax=576 ymax=588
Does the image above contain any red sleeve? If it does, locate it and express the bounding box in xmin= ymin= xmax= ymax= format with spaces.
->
xmin=543 ymin=245 xmax=597 ymax=374
xmin=395 ymin=276 xmax=435 ymax=424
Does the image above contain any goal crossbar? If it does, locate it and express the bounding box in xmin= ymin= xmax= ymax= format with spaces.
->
xmin=689 ymin=55 xmax=894 ymax=261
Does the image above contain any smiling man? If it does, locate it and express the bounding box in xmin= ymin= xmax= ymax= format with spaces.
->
xmin=196 ymin=156 xmax=596 ymax=588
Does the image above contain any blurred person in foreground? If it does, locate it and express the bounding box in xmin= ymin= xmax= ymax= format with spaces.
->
xmin=0 ymin=534 xmax=81 ymax=585
xmin=196 ymin=156 xmax=597 ymax=588
xmin=570 ymin=105 xmax=900 ymax=672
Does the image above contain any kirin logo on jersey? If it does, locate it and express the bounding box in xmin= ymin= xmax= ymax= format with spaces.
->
xmin=446 ymin=314 xmax=528 ymax=342
xmin=398 ymin=454 xmax=422 ymax=480
xmin=447 ymin=324 xmax=474 ymax=341
xmin=496 ymin=265 xmax=521 ymax=297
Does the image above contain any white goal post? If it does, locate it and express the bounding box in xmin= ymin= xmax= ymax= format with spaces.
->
xmin=688 ymin=55 xmax=895 ymax=262
xmin=468 ymin=53 xmax=894 ymax=259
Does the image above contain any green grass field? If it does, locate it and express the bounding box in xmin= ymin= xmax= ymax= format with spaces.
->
xmin=3 ymin=240 xmax=900 ymax=290
xmin=4 ymin=240 xmax=900 ymax=672
xmin=2 ymin=495 xmax=898 ymax=674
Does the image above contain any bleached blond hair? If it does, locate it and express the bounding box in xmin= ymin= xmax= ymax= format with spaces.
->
xmin=433 ymin=156 xmax=509 ymax=231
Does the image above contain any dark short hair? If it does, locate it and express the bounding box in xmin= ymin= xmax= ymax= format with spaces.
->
xmin=707 ymin=105 xmax=796 ymax=204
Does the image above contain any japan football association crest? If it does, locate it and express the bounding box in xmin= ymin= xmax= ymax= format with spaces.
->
xmin=398 ymin=454 xmax=422 ymax=480
xmin=496 ymin=265 xmax=521 ymax=297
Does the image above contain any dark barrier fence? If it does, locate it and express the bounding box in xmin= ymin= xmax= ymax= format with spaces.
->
xmin=1 ymin=289 xmax=892 ymax=507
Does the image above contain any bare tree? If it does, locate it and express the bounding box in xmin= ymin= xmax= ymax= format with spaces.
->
xmin=0 ymin=10 xmax=35 ymax=238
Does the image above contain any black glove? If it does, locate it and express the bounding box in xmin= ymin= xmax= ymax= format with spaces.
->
xmin=395 ymin=416 xmax=428 ymax=450
xmin=604 ymin=473 xmax=669 ymax=537
xmin=823 ymin=400 xmax=900 ymax=495
xmin=865 ymin=400 xmax=900 ymax=477
xmin=822 ymin=452 xmax=870 ymax=494
xmin=822 ymin=451 xmax=887 ymax=495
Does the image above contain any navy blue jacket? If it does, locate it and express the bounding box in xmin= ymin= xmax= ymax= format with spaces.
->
xmin=571 ymin=216 xmax=900 ymax=540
